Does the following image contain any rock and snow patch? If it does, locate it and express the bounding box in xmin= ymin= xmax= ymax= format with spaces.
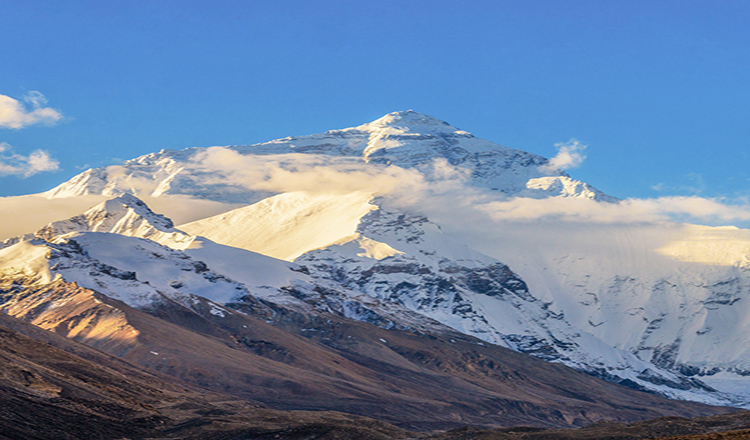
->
xmin=289 ymin=203 xmax=729 ymax=404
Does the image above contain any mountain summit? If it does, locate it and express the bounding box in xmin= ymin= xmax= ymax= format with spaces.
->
xmin=350 ymin=109 xmax=472 ymax=137
xmin=357 ymin=109 xmax=464 ymax=131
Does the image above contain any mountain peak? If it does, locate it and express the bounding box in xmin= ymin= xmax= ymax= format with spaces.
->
xmin=24 ymin=194 xmax=181 ymax=247
xmin=355 ymin=110 xmax=469 ymax=136
xmin=369 ymin=110 xmax=452 ymax=126
xmin=100 ymin=193 xmax=173 ymax=229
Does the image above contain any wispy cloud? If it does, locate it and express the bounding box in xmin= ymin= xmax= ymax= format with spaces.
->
xmin=0 ymin=91 xmax=63 ymax=129
xmin=0 ymin=142 xmax=60 ymax=177
xmin=473 ymin=195 xmax=750 ymax=225
xmin=540 ymin=139 xmax=587 ymax=173
xmin=4 ymin=143 xmax=750 ymax=252
xmin=187 ymin=147 xmax=750 ymax=228
xmin=651 ymin=173 xmax=707 ymax=195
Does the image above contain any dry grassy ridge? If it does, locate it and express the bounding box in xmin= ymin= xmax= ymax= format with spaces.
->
xmin=0 ymin=313 xmax=414 ymax=440
xmin=3 ymin=310 xmax=750 ymax=440
xmin=656 ymin=429 xmax=750 ymax=440
xmin=422 ymin=411 xmax=750 ymax=440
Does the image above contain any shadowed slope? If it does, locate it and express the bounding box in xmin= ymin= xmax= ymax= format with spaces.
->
xmin=0 ymin=275 xmax=731 ymax=431
xmin=0 ymin=312 xmax=415 ymax=440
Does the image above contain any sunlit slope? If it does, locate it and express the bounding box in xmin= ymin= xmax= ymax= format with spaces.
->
xmin=180 ymin=191 xmax=376 ymax=261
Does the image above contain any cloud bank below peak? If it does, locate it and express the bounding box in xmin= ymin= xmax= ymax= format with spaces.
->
xmin=187 ymin=147 xmax=750 ymax=229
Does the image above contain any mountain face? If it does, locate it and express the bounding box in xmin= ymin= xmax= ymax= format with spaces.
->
xmin=177 ymin=190 xmax=727 ymax=403
xmin=292 ymin=204 xmax=709 ymax=391
xmin=6 ymin=110 xmax=750 ymax=423
xmin=491 ymin=223 xmax=750 ymax=399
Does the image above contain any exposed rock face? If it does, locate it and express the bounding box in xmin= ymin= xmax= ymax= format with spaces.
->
xmin=291 ymin=205 xmax=715 ymax=399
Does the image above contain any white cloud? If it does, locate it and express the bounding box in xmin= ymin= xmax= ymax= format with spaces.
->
xmin=0 ymin=91 xmax=63 ymax=129
xmin=0 ymin=142 xmax=60 ymax=177
xmin=540 ymin=139 xmax=587 ymax=173
xmin=189 ymin=147 xmax=430 ymax=198
xmin=650 ymin=173 xmax=706 ymax=195
xmin=467 ymin=195 xmax=750 ymax=227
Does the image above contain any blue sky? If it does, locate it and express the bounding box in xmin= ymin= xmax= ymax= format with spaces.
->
xmin=2 ymin=0 xmax=750 ymax=201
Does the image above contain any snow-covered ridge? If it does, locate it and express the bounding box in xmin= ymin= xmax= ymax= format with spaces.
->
xmin=0 ymin=233 xmax=247 ymax=310
xmin=180 ymin=191 xmax=377 ymax=261
xmin=1 ymin=193 xmax=192 ymax=250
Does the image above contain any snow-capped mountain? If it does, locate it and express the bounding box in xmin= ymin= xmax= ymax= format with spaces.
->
xmin=14 ymin=187 xmax=727 ymax=404
xmin=43 ymin=110 xmax=615 ymax=203
xmin=1 ymin=193 xmax=190 ymax=250
xmin=3 ymin=190 xmax=722 ymax=403
xmin=0 ymin=194 xmax=460 ymax=335
xmin=8 ymin=110 xmax=750 ymax=409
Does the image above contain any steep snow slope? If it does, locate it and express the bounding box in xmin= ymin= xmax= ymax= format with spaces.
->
xmin=451 ymin=220 xmax=750 ymax=400
xmin=0 ymin=233 xmax=248 ymax=310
